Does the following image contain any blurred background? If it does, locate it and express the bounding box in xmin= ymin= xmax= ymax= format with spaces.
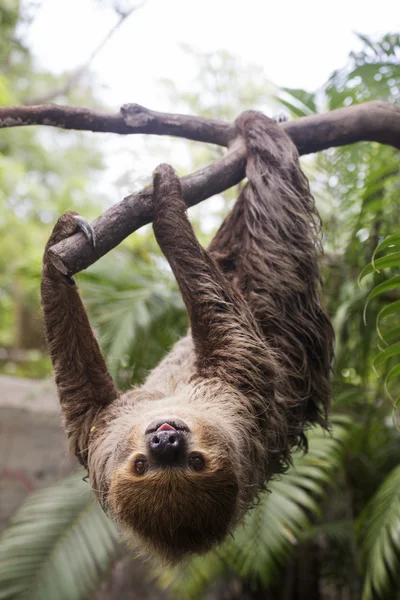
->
xmin=0 ymin=1 xmax=399 ymax=598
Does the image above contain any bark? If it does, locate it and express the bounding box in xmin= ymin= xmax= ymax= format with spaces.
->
xmin=1 ymin=100 xmax=398 ymax=150
xmin=47 ymin=140 xmax=247 ymax=275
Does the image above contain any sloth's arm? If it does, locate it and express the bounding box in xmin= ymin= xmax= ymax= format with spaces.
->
xmin=152 ymin=164 xmax=274 ymax=385
xmin=41 ymin=212 xmax=119 ymax=466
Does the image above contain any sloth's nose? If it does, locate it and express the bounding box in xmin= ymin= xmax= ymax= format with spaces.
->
xmin=148 ymin=430 xmax=184 ymax=465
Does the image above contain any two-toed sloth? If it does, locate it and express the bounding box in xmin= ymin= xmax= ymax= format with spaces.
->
xmin=41 ymin=111 xmax=333 ymax=563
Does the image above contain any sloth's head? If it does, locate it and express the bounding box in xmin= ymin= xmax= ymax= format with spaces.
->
xmin=108 ymin=416 xmax=239 ymax=563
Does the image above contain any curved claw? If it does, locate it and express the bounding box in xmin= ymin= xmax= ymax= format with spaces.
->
xmin=74 ymin=215 xmax=96 ymax=249
xmin=273 ymin=112 xmax=289 ymax=124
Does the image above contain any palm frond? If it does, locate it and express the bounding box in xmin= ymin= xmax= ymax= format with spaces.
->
xmin=0 ymin=473 xmax=121 ymax=600
xmin=359 ymin=234 xmax=400 ymax=407
xmin=301 ymin=519 xmax=354 ymax=544
xmin=357 ymin=464 xmax=400 ymax=600
xmin=276 ymin=88 xmax=317 ymax=117
xmin=79 ymin=250 xmax=187 ymax=387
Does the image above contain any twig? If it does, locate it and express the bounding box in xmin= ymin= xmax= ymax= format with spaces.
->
xmin=25 ymin=4 xmax=143 ymax=105
xmin=0 ymin=103 xmax=234 ymax=146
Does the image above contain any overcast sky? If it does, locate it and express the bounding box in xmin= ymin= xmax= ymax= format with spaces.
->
xmin=27 ymin=0 xmax=399 ymax=109
xmin=24 ymin=0 xmax=399 ymax=210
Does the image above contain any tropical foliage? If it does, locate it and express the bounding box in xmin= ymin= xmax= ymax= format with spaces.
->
xmin=0 ymin=4 xmax=400 ymax=598
xmin=0 ymin=475 xmax=121 ymax=600
xmin=0 ymin=418 xmax=349 ymax=600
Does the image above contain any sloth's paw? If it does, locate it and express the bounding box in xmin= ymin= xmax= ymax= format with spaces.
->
xmin=43 ymin=213 xmax=95 ymax=285
xmin=152 ymin=163 xmax=186 ymax=213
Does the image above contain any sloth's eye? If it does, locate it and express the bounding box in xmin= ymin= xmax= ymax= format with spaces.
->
xmin=188 ymin=453 xmax=205 ymax=472
xmin=133 ymin=456 xmax=148 ymax=475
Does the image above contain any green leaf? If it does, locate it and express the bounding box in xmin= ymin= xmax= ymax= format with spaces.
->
xmin=383 ymin=363 xmax=400 ymax=407
xmin=372 ymin=341 xmax=400 ymax=372
xmin=363 ymin=276 xmax=400 ymax=324
xmin=277 ymin=88 xmax=317 ymax=116
xmin=385 ymin=363 xmax=400 ymax=388
xmin=377 ymin=300 xmax=400 ymax=324
xmin=381 ymin=325 xmax=400 ymax=344
xmin=0 ymin=473 xmax=121 ymax=600
xmin=376 ymin=301 xmax=400 ymax=345
xmin=359 ymin=252 xmax=400 ymax=282
xmin=372 ymin=235 xmax=400 ymax=262
xmin=357 ymin=465 xmax=400 ymax=600
xmin=80 ymin=252 xmax=187 ymax=386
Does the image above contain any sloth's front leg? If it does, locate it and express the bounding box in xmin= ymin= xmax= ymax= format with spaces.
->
xmin=152 ymin=164 xmax=275 ymax=387
xmin=41 ymin=212 xmax=119 ymax=465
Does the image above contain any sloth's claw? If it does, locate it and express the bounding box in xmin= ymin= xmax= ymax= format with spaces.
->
xmin=273 ymin=112 xmax=289 ymax=123
xmin=45 ymin=213 xmax=95 ymax=286
xmin=74 ymin=215 xmax=96 ymax=249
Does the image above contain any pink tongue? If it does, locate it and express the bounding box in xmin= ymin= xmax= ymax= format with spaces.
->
xmin=157 ymin=423 xmax=176 ymax=432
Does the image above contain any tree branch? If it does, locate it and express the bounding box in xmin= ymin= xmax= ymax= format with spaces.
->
xmin=1 ymin=101 xmax=398 ymax=150
xmin=0 ymin=100 xmax=398 ymax=274
xmin=0 ymin=103 xmax=234 ymax=146
xmin=47 ymin=139 xmax=247 ymax=276
xmin=286 ymin=101 xmax=400 ymax=154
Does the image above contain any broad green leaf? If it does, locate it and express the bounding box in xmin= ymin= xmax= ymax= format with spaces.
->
xmin=373 ymin=341 xmax=400 ymax=372
xmin=0 ymin=473 xmax=121 ymax=600
xmin=377 ymin=300 xmax=400 ymax=324
xmin=383 ymin=363 xmax=400 ymax=406
xmin=359 ymin=253 xmax=400 ymax=282
xmin=363 ymin=277 xmax=400 ymax=324
xmin=372 ymin=235 xmax=400 ymax=262
xmin=386 ymin=363 xmax=400 ymax=388
xmin=381 ymin=325 xmax=400 ymax=344
xmin=277 ymin=88 xmax=317 ymax=116
xmin=376 ymin=301 xmax=400 ymax=344
xmin=358 ymin=465 xmax=400 ymax=600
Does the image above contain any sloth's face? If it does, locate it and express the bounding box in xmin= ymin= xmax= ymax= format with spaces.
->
xmin=140 ymin=417 xmax=203 ymax=472
xmin=108 ymin=416 xmax=239 ymax=563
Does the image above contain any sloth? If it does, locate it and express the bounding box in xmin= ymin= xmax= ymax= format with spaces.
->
xmin=41 ymin=111 xmax=334 ymax=563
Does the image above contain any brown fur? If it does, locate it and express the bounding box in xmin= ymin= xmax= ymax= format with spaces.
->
xmin=41 ymin=111 xmax=334 ymax=564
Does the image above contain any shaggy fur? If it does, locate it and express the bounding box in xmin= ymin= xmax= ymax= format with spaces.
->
xmin=41 ymin=111 xmax=334 ymax=563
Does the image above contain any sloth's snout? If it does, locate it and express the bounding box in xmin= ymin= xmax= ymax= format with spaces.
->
xmin=148 ymin=429 xmax=184 ymax=465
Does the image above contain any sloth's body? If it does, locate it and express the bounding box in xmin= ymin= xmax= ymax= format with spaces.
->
xmin=41 ymin=112 xmax=333 ymax=563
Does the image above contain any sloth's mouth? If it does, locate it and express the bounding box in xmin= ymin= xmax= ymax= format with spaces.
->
xmin=145 ymin=418 xmax=190 ymax=435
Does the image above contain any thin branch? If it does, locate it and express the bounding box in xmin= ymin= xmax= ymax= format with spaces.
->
xmin=25 ymin=3 xmax=143 ymax=105
xmin=0 ymin=103 xmax=234 ymax=146
xmin=0 ymin=100 xmax=398 ymax=274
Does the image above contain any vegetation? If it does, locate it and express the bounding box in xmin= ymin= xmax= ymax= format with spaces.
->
xmin=0 ymin=3 xmax=399 ymax=599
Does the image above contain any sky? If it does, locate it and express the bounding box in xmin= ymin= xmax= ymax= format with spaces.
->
xmin=24 ymin=0 xmax=399 ymax=211
xmin=27 ymin=0 xmax=399 ymax=110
